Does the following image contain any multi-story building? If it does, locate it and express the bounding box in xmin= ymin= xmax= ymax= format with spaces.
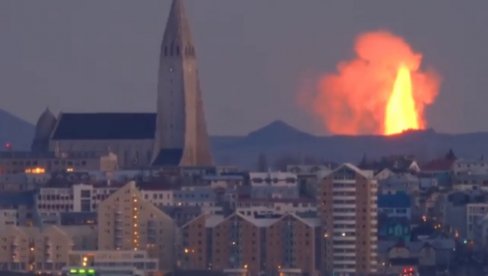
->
xmin=249 ymin=172 xmax=299 ymax=199
xmin=97 ymin=181 xmax=177 ymax=273
xmin=0 ymin=209 xmax=18 ymax=226
xmin=453 ymin=173 xmax=488 ymax=192
xmin=466 ymin=203 xmax=488 ymax=239
xmin=210 ymin=213 xmax=268 ymax=276
xmin=181 ymin=212 xmax=270 ymax=275
xmin=265 ymin=213 xmax=320 ymax=275
xmin=0 ymin=151 xmax=100 ymax=176
xmin=0 ymin=171 xmax=51 ymax=192
xmin=141 ymin=189 xmax=174 ymax=208
xmin=0 ymin=225 xmax=74 ymax=274
xmin=287 ymin=165 xmax=332 ymax=199
xmin=453 ymin=158 xmax=488 ymax=175
xmin=378 ymin=192 xmax=412 ymax=241
xmin=319 ymin=163 xmax=378 ymax=275
xmin=36 ymin=183 xmax=120 ymax=224
xmin=379 ymin=173 xmax=419 ymax=195
xmin=236 ymin=198 xmax=316 ymax=217
xmin=180 ymin=212 xmax=321 ymax=275
xmin=0 ymin=191 xmax=36 ymax=226
xmin=179 ymin=214 xmax=212 ymax=270
xmin=200 ymin=175 xmax=245 ymax=189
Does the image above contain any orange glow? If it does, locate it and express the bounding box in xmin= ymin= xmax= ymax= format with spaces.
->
xmin=25 ymin=167 xmax=45 ymax=174
xmin=385 ymin=65 xmax=419 ymax=134
xmin=306 ymin=30 xmax=440 ymax=135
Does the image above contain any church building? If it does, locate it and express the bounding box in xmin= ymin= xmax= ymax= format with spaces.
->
xmin=30 ymin=0 xmax=212 ymax=169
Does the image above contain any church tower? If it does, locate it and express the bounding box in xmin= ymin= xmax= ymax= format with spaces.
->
xmin=152 ymin=0 xmax=212 ymax=166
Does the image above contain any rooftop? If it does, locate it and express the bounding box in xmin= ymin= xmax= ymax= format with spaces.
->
xmin=51 ymin=113 xmax=156 ymax=140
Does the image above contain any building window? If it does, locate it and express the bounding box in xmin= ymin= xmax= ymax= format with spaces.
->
xmin=81 ymin=190 xmax=91 ymax=198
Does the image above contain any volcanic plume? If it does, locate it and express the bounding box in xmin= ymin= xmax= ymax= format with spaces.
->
xmin=310 ymin=30 xmax=440 ymax=135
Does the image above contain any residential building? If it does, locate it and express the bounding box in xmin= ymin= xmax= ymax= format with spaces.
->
xmin=379 ymin=173 xmax=419 ymax=195
xmin=180 ymin=214 xmax=213 ymax=270
xmin=0 ymin=225 xmax=74 ymax=274
xmin=249 ymin=172 xmax=299 ymax=199
xmin=0 ymin=191 xmax=36 ymax=226
xmin=36 ymin=183 xmax=119 ymax=224
xmin=265 ymin=214 xmax=320 ymax=275
xmin=209 ymin=213 xmax=270 ymax=276
xmin=236 ymin=198 xmax=316 ymax=217
xmin=378 ymin=192 xmax=412 ymax=241
xmin=466 ymin=203 xmax=488 ymax=239
xmin=141 ymin=189 xmax=174 ymax=208
xmin=378 ymin=192 xmax=412 ymax=220
xmin=97 ymin=181 xmax=177 ymax=273
xmin=0 ymin=209 xmax=18 ymax=226
xmin=319 ymin=163 xmax=378 ymax=275
xmin=453 ymin=158 xmax=488 ymax=176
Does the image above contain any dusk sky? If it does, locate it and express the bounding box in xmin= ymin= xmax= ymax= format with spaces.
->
xmin=1 ymin=0 xmax=488 ymax=135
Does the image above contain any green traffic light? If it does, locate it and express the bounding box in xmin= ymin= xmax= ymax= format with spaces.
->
xmin=69 ymin=269 xmax=77 ymax=274
xmin=79 ymin=269 xmax=86 ymax=274
xmin=88 ymin=268 xmax=96 ymax=274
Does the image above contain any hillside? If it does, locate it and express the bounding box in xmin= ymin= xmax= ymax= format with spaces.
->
xmin=0 ymin=110 xmax=35 ymax=150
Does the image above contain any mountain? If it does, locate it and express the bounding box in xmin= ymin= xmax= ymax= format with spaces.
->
xmin=210 ymin=122 xmax=488 ymax=169
xmin=0 ymin=109 xmax=35 ymax=151
xmin=246 ymin=120 xmax=315 ymax=143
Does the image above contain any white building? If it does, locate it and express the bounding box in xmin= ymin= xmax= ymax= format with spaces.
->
xmin=236 ymin=198 xmax=316 ymax=217
xmin=0 ymin=209 xmax=18 ymax=226
xmin=141 ymin=189 xmax=174 ymax=208
xmin=454 ymin=158 xmax=488 ymax=175
xmin=249 ymin=171 xmax=299 ymax=199
xmin=466 ymin=203 xmax=488 ymax=239
xmin=36 ymin=184 xmax=120 ymax=224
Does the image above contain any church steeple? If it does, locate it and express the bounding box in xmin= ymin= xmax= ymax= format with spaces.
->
xmin=152 ymin=0 xmax=212 ymax=167
xmin=163 ymin=0 xmax=193 ymax=46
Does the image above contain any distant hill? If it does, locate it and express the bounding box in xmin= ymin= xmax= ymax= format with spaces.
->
xmin=210 ymin=121 xmax=488 ymax=169
xmin=0 ymin=109 xmax=35 ymax=151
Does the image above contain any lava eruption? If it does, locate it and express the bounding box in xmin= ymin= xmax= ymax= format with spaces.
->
xmin=310 ymin=30 xmax=440 ymax=135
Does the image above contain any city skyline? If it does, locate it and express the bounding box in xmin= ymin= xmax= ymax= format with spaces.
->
xmin=1 ymin=0 xmax=488 ymax=135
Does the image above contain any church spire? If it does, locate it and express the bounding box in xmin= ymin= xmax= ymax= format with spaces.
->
xmin=162 ymin=0 xmax=194 ymax=54
xmin=152 ymin=0 xmax=212 ymax=166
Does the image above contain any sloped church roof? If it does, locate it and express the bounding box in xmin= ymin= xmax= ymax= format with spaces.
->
xmin=51 ymin=113 xmax=156 ymax=140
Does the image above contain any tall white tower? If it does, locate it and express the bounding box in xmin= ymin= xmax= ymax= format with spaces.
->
xmin=152 ymin=0 xmax=212 ymax=166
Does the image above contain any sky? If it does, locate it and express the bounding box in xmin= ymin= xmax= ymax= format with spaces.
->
xmin=1 ymin=0 xmax=488 ymax=135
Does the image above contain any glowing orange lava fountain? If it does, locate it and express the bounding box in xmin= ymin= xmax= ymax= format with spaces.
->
xmin=308 ymin=30 xmax=441 ymax=135
xmin=384 ymin=65 xmax=419 ymax=135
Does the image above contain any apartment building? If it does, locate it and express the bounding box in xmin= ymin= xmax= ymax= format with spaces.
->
xmin=180 ymin=212 xmax=320 ymax=275
xmin=97 ymin=181 xmax=177 ymax=274
xmin=0 ymin=225 xmax=73 ymax=274
xmin=466 ymin=203 xmax=488 ymax=239
xmin=36 ymin=183 xmax=119 ymax=224
xmin=319 ymin=163 xmax=378 ymax=275
xmin=265 ymin=213 xmax=320 ymax=275
xmin=249 ymin=172 xmax=299 ymax=199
